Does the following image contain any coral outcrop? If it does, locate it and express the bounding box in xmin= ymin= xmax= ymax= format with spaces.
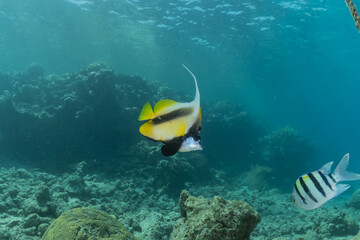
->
xmin=350 ymin=189 xmax=360 ymax=209
xmin=170 ymin=190 xmax=261 ymax=240
xmin=204 ymin=101 xmax=264 ymax=170
xmin=248 ymin=126 xmax=314 ymax=190
xmin=0 ymin=63 xmax=151 ymax=169
xmin=311 ymin=210 xmax=359 ymax=237
xmin=41 ymin=207 xmax=138 ymax=240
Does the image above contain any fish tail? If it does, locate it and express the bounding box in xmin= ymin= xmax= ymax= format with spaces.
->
xmin=334 ymin=153 xmax=360 ymax=182
xmin=181 ymin=64 xmax=200 ymax=103
xmin=138 ymin=101 xmax=155 ymax=121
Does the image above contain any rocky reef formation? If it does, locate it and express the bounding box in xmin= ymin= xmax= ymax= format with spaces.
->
xmin=129 ymin=140 xmax=209 ymax=197
xmin=0 ymin=64 xmax=313 ymax=182
xmin=42 ymin=207 xmax=138 ymax=240
xmin=170 ymin=190 xmax=261 ymax=240
xmin=0 ymin=64 xmax=251 ymax=168
xmin=0 ymin=160 xmax=179 ymax=240
xmin=311 ymin=210 xmax=359 ymax=238
xmin=0 ymin=63 xmax=267 ymax=174
xmin=0 ymin=62 xmax=164 ymax=169
xmin=204 ymin=101 xmax=264 ymax=170
xmin=248 ymin=126 xmax=314 ymax=190
xmin=185 ymin=180 xmax=360 ymax=240
xmin=350 ymin=189 xmax=360 ymax=209
xmin=1 ymin=162 xmax=359 ymax=240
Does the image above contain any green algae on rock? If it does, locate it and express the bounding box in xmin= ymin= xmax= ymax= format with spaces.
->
xmin=170 ymin=190 xmax=261 ymax=240
xmin=41 ymin=207 xmax=139 ymax=240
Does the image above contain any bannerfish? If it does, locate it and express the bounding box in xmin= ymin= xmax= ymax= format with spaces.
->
xmin=293 ymin=153 xmax=360 ymax=210
xmin=138 ymin=64 xmax=202 ymax=156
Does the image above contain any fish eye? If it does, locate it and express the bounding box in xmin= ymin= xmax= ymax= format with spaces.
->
xmin=198 ymin=126 xmax=201 ymax=131
xmin=293 ymin=199 xmax=296 ymax=203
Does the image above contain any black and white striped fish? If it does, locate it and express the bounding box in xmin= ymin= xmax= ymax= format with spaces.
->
xmin=293 ymin=153 xmax=360 ymax=210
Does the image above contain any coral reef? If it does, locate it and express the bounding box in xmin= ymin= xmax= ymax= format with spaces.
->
xmin=0 ymin=162 xmax=359 ymax=240
xmin=0 ymin=161 xmax=178 ymax=240
xmin=188 ymin=185 xmax=359 ymax=240
xmin=203 ymin=101 xmax=264 ymax=170
xmin=155 ymin=158 xmax=195 ymax=196
xmin=242 ymin=164 xmax=273 ymax=190
xmin=313 ymin=211 xmax=359 ymax=237
xmin=130 ymin=140 xmax=210 ymax=197
xmin=42 ymin=207 xmax=137 ymax=240
xmin=0 ymin=64 xmax=267 ymax=176
xmin=1 ymin=64 xmax=356 ymax=240
xmin=350 ymin=189 xmax=360 ymax=209
xmin=0 ymin=168 xmax=56 ymax=238
xmin=0 ymin=62 xmax=151 ymax=169
xmin=26 ymin=63 xmax=44 ymax=79
xmin=248 ymin=126 xmax=314 ymax=190
xmin=170 ymin=190 xmax=261 ymax=240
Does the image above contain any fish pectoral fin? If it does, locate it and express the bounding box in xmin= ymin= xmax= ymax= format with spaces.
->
xmin=138 ymin=102 xmax=155 ymax=121
xmin=154 ymin=99 xmax=177 ymax=115
xmin=161 ymin=138 xmax=183 ymax=156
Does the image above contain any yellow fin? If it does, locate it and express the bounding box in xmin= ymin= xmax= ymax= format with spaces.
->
xmin=139 ymin=121 xmax=154 ymax=138
xmin=154 ymin=99 xmax=177 ymax=115
xmin=138 ymin=102 xmax=155 ymax=121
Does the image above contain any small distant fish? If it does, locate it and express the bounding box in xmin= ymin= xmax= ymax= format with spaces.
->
xmin=138 ymin=65 xmax=202 ymax=156
xmin=293 ymin=153 xmax=360 ymax=210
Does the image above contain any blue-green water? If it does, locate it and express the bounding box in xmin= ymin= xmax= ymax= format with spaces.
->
xmin=1 ymin=0 xmax=360 ymax=164
xmin=1 ymin=0 xmax=360 ymax=239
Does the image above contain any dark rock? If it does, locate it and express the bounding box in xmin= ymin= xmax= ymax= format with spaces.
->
xmin=35 ymin=185 xmax=51 ymax=204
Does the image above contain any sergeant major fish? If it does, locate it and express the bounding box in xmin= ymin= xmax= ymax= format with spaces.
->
xmin=138 ymin=65 xmax=202 ymax=156
xmin=293 ymin=153 xmax=360 ymax=210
